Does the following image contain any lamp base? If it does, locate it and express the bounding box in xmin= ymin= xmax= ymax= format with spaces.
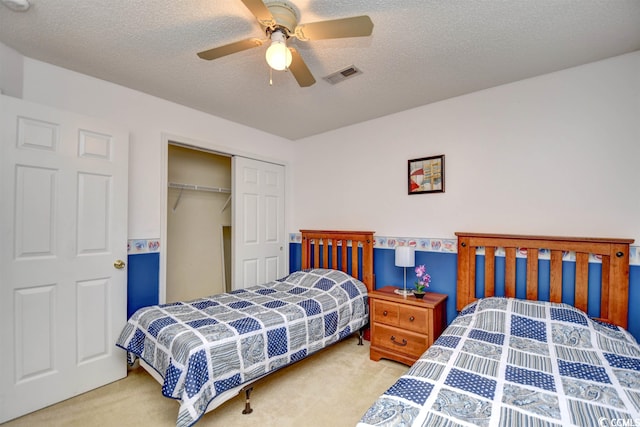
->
xmin=393 ymin=288 xmax=412 ymax=296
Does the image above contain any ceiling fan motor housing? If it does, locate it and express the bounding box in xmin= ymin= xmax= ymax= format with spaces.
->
xmin=265 ymin=1 xmax=299 ymax=34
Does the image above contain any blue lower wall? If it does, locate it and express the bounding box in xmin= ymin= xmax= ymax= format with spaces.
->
xmin=127 ymin=252 xmax=159 ymax=318
xmin=631 ymin=266 xmax=640 ymax=339
xmin=124 ymin=243 xmax=640 ymax=342
xmin=289 ymin=242 xmax=640 ymax=342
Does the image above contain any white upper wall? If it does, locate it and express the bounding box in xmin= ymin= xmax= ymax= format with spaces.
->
xmin=3 ymin=42 xmax=638 ymax=243
xmin=4 ymin=52 xmax=295 ymax=239
xmin=0 ymin=43 xmax=23 ymax=98
xmin=293 ymin=51 xmax=640 ymax=243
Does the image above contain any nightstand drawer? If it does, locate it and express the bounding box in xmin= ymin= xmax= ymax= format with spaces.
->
xmin=398 ymin=305 xmax=428 ymax=334
xmin=372 ymin=300 xmax=399 ymax=325
xmin=373 ymin=300 xmax=428 ymax=334
xmin=371 ymin=323 xmax=428 ymax=360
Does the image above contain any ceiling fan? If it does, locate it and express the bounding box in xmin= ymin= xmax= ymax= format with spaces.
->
xmin=197 ymin=0 xmax=374 ymax=87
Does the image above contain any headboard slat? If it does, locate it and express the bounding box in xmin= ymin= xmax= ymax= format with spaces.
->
xmin=313 ymin=239 xmax=320 ymax=267
xmin=352 ymin=244 xmax=359 ymax=280
xmin=505 ymin=247 xmax=516 ymax=298
xmin=341 ymin=240 xmax=348 ymax=273
xmin=575 ymin=252 xmax=590 ymax=313
xmin=485 ymin=246 xmax=496 ymax=297
xmin=322 ymin=239 xmax=329 ymax=269
xmin=526 ymin=248 xmax=539 ymax=300
xmin=550 ymin=250 xmax=563 ymax=303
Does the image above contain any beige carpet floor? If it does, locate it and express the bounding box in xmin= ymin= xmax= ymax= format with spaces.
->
xmin=2 ymin=337 xmax=407 ymax=427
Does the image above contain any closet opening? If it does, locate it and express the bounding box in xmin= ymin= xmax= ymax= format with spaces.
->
xmin=166 ymin=143 xmax=231 ymax=303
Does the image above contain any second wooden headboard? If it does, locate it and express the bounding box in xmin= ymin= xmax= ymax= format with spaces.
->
xmin=456 ymin=232 xmax=634 ymax=328
xmin=300 ymin=230 xmax=375 ymax=293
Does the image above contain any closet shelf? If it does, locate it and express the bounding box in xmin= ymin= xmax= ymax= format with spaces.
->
xmin=168 ymin=182 xmax=231 ymax=194
xmin=169 ymin=182 xmax=231 ymax=211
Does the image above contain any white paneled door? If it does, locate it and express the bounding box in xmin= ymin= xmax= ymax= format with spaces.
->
xmin=232 ymin=156 xmax=285 ymax=289
xmin=0 ymin=95 xmax=128 ymax=422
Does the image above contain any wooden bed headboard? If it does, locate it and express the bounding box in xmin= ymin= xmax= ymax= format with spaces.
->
xmin=300 ymin=230 xmax=375 ymax=293
xmin=456 ymin=232 xmax=634 ymax=328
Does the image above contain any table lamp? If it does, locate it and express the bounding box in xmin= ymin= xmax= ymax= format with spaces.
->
xmin=394 ymin=246 xmax=415 ymax=296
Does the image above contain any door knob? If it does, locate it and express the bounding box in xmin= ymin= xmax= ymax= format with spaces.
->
xmin=114 ymin=259 xmax=126 ymax=269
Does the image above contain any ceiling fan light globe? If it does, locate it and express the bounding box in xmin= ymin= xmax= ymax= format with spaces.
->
xmin=265 ymin=41 xmax=292 ymax=71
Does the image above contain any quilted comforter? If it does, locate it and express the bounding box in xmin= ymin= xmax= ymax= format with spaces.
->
xmin=116 ymin=268 xmax=368 ymax=427
xmin=358 ymin=297 xmax=640 ymax=427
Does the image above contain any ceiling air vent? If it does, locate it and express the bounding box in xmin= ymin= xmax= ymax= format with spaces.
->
xmin=323 ymin=65 xmax=363 ymax=85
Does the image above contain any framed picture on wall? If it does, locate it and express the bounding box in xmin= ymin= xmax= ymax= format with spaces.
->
xmin=408 ymin=155 xmax=445 ymax=194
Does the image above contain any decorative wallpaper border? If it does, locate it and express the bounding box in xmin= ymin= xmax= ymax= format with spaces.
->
xmin=131 ymin=234 xmax=640 ymax=265
xmin=375 ymin=236 xmax=457 ymax=253
xmin=288 ymin=233 xmax=640 ymax=266
xmin=128 ymin=238 xmax=160 ymax=254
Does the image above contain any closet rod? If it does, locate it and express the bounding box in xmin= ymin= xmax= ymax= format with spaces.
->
xmin=168 ymin=182 xmax=231 ymax=194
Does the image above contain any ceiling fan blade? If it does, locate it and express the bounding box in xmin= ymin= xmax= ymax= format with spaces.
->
xmin=288 ymin=48 xmax=316 ymax=87
xmin=240 ymin=0 xmax=276 ymax=28
xmin=197 ymin=38 xmax=263 ymax=60
xmin=294 ymin=15 xmax=373 ymax=41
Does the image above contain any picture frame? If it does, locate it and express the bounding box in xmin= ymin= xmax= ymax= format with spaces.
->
xmin=408 ymin=155 xmax=445 ymax=194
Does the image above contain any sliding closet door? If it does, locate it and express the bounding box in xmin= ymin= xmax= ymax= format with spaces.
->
xmin=232 ymin=156 xmax=285 ymax=289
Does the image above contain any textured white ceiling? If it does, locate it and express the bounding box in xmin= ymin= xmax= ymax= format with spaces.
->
xmin=1 ymin=0 xmax=639 ymax=140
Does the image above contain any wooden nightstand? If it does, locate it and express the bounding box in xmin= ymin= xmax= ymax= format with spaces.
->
xmin=369 ymin=286 xmax=447 ymax=366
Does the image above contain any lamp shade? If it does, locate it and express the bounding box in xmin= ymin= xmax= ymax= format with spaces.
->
xmin=395 ymin=246 xmax=415 ymax=268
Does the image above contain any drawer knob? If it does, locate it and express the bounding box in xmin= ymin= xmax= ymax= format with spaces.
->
xmin=383 ymin=310 xmax=388 ymax=316
xmin=390 ymin=335 xmax=408 ymax=346
xmin=409 ymin=316 xmax=415 ymax=322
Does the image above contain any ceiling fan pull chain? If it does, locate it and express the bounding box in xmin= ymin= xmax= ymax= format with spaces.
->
xmin=269 ymin=67 xmax=273 ymax=86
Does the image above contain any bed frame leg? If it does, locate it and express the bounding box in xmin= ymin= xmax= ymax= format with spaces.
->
xmin=242 ymin=386 xmax=253 ymax=414
xmin=358 ymin=328 xmax=364 ymax=345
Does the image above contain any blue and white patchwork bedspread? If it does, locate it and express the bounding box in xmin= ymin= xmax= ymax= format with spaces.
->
xmin=358 ymin=297 xmax=640 ymax=427
xmin=116 ymin=268 xmax=368 ymax=427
